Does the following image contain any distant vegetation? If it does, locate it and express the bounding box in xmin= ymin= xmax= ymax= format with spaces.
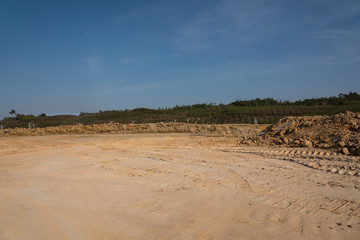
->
xmin=1 ymin=92 xmax=360 ymax=128
xmin=230 ymin=91 xmax=360 ymax=106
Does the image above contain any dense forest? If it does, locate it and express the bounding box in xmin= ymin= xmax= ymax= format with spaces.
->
xmin=1 ymin=92 xmax=360 ymax=128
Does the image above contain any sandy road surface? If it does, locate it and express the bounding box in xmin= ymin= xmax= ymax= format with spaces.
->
xmin=0 ymin=134 xmax=359 ymax=239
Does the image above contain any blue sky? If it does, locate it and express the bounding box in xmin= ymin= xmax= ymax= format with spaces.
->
xmin=1 ymin=0 xmax=360 ymax=118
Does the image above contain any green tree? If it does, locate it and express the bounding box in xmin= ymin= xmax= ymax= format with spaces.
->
xmin=9 ymin=109 xmax=16 ymax=116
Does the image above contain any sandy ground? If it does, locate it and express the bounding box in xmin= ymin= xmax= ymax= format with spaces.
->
xmin=0 ymin=134 xmax=359 ymax=239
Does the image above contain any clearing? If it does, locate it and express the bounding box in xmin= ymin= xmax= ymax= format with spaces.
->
xmin=0 ymin=133 xmax=359 ymax=239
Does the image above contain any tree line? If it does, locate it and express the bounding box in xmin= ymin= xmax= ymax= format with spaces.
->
xmin=2 ymin=91 xmax=359 ymax=128
xmin=230 ymin=91 xmax=360 ymax=107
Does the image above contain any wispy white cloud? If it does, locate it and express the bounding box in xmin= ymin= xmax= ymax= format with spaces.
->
xmin=301 ymin=28 xmax=360 ymax=64
xmin=174 ymin=0 xmax=360 ymax=56
xmin=89 ymin=81 xmax=165 ymax=97
xmin=82 ymin=57 xmax=102 ymax=73
xmin=159 ymin=60 xmax=294 ymax=87
xmin=311 ymin=55 xmax=341 ymax=66
xmin=174 ymin=0 xmax=281 ymax=52
xmin=304 ymin=29 xmax=360 ymax=43
xmin=175 ymin=27 xmax=212 ymax=52
xmin=124 ymin=82 xmax=163 ymax=91
xmin=120 ymin=57 xmax=146 ymax=64
xmin=216 ymin=60 xmax=293 ymax=78
xmin=121 ymin=58 xmax=137 ymax=64
xmin=298 ymin=0 xmax=360 ymax=27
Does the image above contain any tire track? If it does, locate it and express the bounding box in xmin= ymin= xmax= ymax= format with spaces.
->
xmin=215 ymin=146 xmax=360 ymax=176
xmin=225 ymin=169 xmax=252 ymax=193
xmin=211 ymin=146 xmax=360 ymax=217
xmin=253 ymin=185 xmax=360 ymax=217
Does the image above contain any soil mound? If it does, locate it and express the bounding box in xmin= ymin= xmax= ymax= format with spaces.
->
xmin=241 ymin=111 xmax=360 ymax=156
xmin=0 ymin=122 xmax=266 ymax=138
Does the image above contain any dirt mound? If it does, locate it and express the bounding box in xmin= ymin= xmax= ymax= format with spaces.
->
xmin=240 ymin=111 xmax=360 ymax=156
xmin=0 ymin=122 xmax=266 ymax=138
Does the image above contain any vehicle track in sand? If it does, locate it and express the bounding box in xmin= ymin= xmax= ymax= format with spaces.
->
xmin=216 ymin=146 xmax=360 ymax=176
xmin=212 ymin=146 xmax=360 ymax=217
xmin=90 ymin=143 xmax=360 ymax=219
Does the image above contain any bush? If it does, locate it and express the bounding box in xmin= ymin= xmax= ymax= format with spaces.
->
xmin=15 ymin=114 xmax=35 ymax=121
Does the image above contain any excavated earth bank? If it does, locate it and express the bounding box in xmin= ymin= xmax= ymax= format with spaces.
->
xmin=241 ymin=111 xmax=360 ymax=156
xmin=0 ymin=122 xmax=267 ymax=137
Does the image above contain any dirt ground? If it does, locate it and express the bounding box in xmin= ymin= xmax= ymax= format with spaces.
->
xmin=0 ymin=133 xmax=359 ymax=239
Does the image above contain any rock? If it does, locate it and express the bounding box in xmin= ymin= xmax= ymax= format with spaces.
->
xmin=288 ymin=120 xmax=296 ymax=129
xmin=308 ymin=162 xmax=318 ymax=168
xmin=349 ymin=120 xmax=357 ymax=126
xmin=330 ymin=168 xmax=338 ymax=173
xmin=338 ymin=169 xmax=347 ymax=175
xmin=293 ymin=140 xmax=300 ymax=145
xmin=353 ymin=147 xmax=360 ymax=156
xmin=348 ymin=171 xmax=357 ymax=176
xmin=322 ymin=143 xmax=330 ymax=148
xmin=303 ymin=140 xmax=312 ymax=148
xmin=337 ymin=141 xmax=346 ymax=147
xmin=342 ymin=147 xmax=350 ymax=155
